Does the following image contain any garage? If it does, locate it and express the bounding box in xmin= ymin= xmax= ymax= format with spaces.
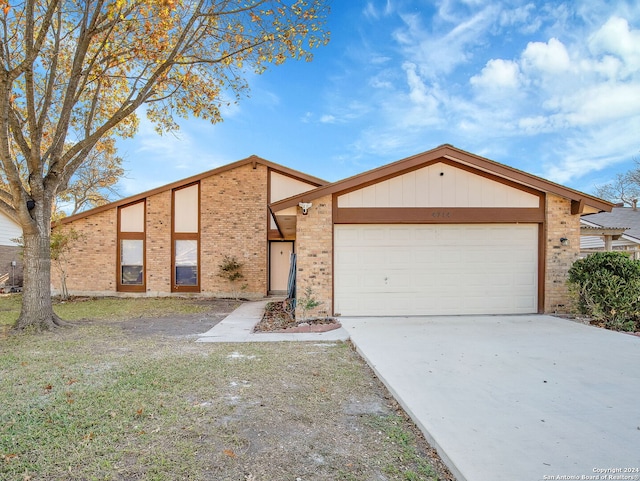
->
xmin=334 ymin=223 xmax=538 ymax=316
xmin=269 ymin=145 xmax=614 ymax=319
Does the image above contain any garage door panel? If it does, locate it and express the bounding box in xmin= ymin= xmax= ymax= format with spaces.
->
xmin=334 ymin=224 xmax=538 ymax=316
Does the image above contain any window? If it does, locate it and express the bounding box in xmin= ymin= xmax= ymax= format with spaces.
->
xmin=121 ymin=239 xmax=144 ymax=285
xmin=117 ymin=201 xmax=145 ymax=291
xmin=172 ymin=183 xmax=199 ymax=292
xmin=175 ymin=240 xmax=198 ymax=286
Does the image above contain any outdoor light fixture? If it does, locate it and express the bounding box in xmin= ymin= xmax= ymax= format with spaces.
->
xmin=298 ymin=202 xmax=312 ymax=215
xmin=560 ymin=237 xmax=569 ymax=246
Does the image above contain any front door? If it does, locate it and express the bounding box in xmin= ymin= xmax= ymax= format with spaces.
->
xmin=269 ymin=241 xmax=294 ymax=293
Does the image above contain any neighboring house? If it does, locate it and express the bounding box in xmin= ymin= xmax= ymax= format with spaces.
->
xmin=54 ymin=145 xmax=613 ymax=316
xmin=0 ymin=210 xmax=23 ymax=289
xmin=580 ymin=206 xmax=640 ymax=258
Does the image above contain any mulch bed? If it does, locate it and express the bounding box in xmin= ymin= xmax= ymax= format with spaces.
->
xmin=253 ymin=299 xmax=340 ymax=333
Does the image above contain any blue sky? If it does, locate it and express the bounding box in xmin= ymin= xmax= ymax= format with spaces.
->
xmin=115 ymin=0 xmax=640 ymax=199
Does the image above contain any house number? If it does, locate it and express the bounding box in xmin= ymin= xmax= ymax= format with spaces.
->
xmin=431 ymin=211 xmax=451 ymax=218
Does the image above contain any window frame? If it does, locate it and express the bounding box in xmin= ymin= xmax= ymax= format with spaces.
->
xmin=171 ymin=182 xmax=201 ymax=292
xmin=117 ymin=200 xmax=146 ymax=292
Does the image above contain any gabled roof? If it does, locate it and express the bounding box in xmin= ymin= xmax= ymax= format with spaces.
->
xmin=57 ymin=155 xmax=327 ymax=225
xmin=581 ymin=207 xmax=640 ymax=243
xmin=270 ymin=144 xmax=614 ymax=213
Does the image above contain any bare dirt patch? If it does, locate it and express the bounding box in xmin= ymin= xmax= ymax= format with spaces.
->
xmin=78 ymin=298 xmax=241 ymax=339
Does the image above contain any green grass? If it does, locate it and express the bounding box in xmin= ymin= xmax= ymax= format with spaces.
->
xmin=0 ymin=295 xmax=210 ymax=327
xmin=369 ymin=415 xmax=439 ymax=481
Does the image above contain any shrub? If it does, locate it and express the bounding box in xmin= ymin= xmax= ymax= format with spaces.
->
xmin=217 ymin=255 xmax=247 ymax=299
xmin=567 ymin=252 xmax=640 ymax=331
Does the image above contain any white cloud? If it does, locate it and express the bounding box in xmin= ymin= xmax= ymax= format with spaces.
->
xmin=363 ymin=0 xmax=394 ymax=20
xmin=589 ymin=16 xmax=640 ymax=74
xmin=394 ymin=4 xmax=500 ymax=78
xmin=116 ymin=115 xmax=225 ymax=196
xmin=521 ymin=38 xmax=571 ymax=75
xmin=470 ymin=58 xmax=522 ymax=91
xmin=499 ymin=3 xmax=541 ymax=34
xmin=403 ymin=62 xmax=437 ymax=106
xmin=541 ymin=115 xmax=640 ymax=184
xmin=320 ymin=114 xmax=337 ymax=123
xmin=327 ymin=1 xmax=640 ymax=187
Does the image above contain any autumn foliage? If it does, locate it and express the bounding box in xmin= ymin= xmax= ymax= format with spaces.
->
xmin=0 ymin=0 xmax=330 ymax=330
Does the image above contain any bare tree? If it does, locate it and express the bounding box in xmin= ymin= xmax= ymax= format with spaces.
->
xmin=593 ymin=172 xmax=640 ymax=206
xmin=57 ymin=138 xmax=124 ymax=216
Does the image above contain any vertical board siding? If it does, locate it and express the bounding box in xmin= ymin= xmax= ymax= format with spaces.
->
xmin=337 ymin=162 xmax=540 ymax=208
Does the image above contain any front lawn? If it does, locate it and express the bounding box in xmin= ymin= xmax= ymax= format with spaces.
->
xmin=0 ymin=297 xmax=453 ymax=481
xmin=0 ymin=295 xmax=212 ymax=327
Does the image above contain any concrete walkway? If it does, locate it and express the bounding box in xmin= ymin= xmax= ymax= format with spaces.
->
xmin=196 ymin=300 xmax=349 ymax=342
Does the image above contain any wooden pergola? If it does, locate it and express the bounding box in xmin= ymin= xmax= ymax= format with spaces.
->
xmin=580 ymin=226 xmax=628 ymax=251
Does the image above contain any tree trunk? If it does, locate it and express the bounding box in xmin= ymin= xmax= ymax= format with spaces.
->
xmin=14 ymin=229 xmax=65 ymax=331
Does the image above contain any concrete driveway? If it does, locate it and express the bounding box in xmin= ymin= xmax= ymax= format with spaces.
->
xmin=339 ymin=315 xmax=640 ymax=481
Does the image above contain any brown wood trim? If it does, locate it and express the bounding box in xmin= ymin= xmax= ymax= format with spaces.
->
xmin=268 ymin=230 xmax=294 ymax=241
xmin=571 ymin=198 xmax=585 ymax=215
xmin=57 ymin=156 xmax=328 ymax=226
xmin=268 ymin=206 xmax=284 ymax=239
xmin=538 ymin=222 xmax=545 ymax=313
xmin=116 ymin=199 xmax=146 ymax=293
xmin=270 ymin=145 xmax=614 ymax=213
xmin=171 ymin=182 xmax=201 ymax=293
xmin=335 ymin=207 xmax=545 ymax=224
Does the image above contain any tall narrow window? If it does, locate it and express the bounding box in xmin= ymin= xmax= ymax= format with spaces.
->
xmin=172 ymin=183 xmax=200 ymax=292
xmin=117 ymin=200 xmax=145 ymax=292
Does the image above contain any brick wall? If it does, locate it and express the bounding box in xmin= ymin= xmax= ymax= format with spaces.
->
xmin=146 ymin=191 xmax=172 ymax=293
xmin=544 ymin=194 xmax=581 ymax=313
xmin=200 ymin=163 xmax=267 ymax=297
xmin=52 ymin=209 xmax=117 ymax=294
xmin=53 ymin=163 xmax=269 ymax=298
xmin=295 ymin=194 xmax=333 ymax=319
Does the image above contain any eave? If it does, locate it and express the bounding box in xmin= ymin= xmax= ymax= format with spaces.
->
xmin=270 ymin=144 xmax=614 ymax=214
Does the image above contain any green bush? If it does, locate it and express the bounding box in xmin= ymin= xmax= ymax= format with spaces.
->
xmin=568 ymin=252 xmax=640 ymax=331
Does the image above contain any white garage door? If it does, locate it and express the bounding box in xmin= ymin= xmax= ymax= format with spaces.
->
xmin=334 ymin=224 xmax=538 ymax=316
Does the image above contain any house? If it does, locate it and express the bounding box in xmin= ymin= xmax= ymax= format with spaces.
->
xmin=54 ymin=145 xmax=613 ymax=316
xmin=0 ymin=210 xmax=23 ymax=290
xmin=53 ymin=156 xmax=326 ymax=297
xmin=580 ymin=206 xmax=640 ymax=258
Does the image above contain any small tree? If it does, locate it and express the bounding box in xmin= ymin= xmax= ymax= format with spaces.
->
xmin=297 ymin=286 xmax=321 ymax=321
xmin=50 ymin=228 xmax=82 ymax=301
xmin=568 ymin=252 xmax=640 ymax=332
xmin=217 ymin=255 xmax=246 ymax=300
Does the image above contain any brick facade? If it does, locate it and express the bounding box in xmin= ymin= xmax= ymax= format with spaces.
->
xmin=53 ymin=209 xmax=118 ymax=293
xmin=294 ymin=194 xmax=333 ymax=318
xmin=52 ymin=148 xmax=607 ymax=318
xmin=53 ymin=163 xmax=269 ymax=298
xmin=544 ymin=194 xmax=581 ymax=313
xmin=199 ymin=164 xmax=267 ymax=297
